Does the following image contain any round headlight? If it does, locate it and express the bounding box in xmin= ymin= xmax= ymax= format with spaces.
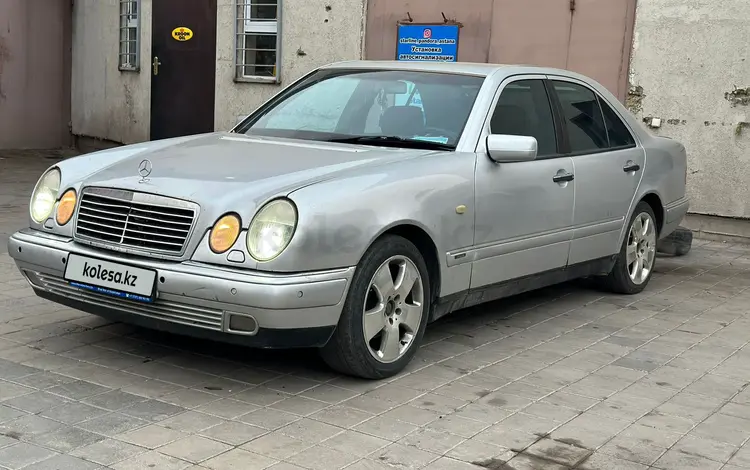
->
xmin=30 ymin=168 xmax=61 ymax=224
xmin=247 ymin=199 xmax=297 ymax=262
xmin=209 ymin=213 xmax=241 ymax=254
xmin=55 ymin=189 xmax=77 ymax=226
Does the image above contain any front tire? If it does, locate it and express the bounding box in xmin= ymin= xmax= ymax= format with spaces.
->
xmin=602 ymin=201 xmax=658 ymax=294
xmin=320 ymin=235 xmax=431 ymax=379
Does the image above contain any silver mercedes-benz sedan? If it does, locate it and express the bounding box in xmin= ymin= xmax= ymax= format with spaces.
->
xmin=8 ymin=60 xmax=689 ymax=379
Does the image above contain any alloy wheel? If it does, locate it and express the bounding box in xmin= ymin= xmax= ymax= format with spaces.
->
xmin=362 ymin=255 xmax=424 ymax=363
xmin=626 ymin=212 xmax=657 ymax=285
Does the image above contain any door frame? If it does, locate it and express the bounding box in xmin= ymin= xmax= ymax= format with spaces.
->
xmin=149 ymin=0 xmax=218 ymax=140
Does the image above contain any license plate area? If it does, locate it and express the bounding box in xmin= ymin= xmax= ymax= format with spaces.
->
xmin=64 ymin=253 xmax=157 ymax=303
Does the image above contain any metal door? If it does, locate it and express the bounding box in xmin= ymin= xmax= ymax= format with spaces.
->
xmin=365 ymin=0 xmax=637 ymax=102
xmin=150 ymin=0 xmax=217 ymax=140
xmin=487 ymin=0 xmax=572 ymax=69
xmin=364 ymin=0 xmax=494 ymax=63
xmin=566 ymin=0 xmax=637 ymax=103
xmin=470 ymin=77 xmax=575 ymax=289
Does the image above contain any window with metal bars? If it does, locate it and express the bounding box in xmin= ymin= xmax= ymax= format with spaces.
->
xmin=119 ymin=0 xmax=140 ymax=71
xmin=236 ymin=0 xmax=281 ymax=82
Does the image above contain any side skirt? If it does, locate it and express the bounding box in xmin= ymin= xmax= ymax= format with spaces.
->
xmin=431 ymin=255 xmax=617 ymax=322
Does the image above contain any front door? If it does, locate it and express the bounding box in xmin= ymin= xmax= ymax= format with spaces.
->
xmin=150 ymin=0 xmax=217 ymax=140
xmin=470 ymin=77 xmax=575 ymax=289
xmin=547 ymin=78 xmax=644 ymax=265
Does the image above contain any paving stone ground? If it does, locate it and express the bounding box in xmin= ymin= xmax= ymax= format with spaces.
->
xmin=2 ymin=150 xmax=750 ymax=470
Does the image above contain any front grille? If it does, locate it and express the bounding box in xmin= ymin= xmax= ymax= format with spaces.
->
xmin=74 ymin=188 xmax=197 ymax=255
xmin=29 ymin=271 xmax=224 ymax=331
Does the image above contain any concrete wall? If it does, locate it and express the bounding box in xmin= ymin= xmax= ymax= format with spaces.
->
xmin=0 ymin=0 xmax=71 ymax=149
xmin=628 ymin=0 xmax=750 ymax=220
xmin=71 ymin=0 xmax=367 ymax=144
xmin=71 ymin=0 xmax=152 ymax=144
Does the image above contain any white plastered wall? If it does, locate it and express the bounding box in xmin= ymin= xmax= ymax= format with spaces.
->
xmin=628 ymin=0 xmax=750 ymax=219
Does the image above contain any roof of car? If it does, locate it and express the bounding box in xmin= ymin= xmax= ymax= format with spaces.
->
xmin=321 ymin=60 xmax=571 ymax=78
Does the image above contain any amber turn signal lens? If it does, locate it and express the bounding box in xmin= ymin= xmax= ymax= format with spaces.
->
xmin=209 ymin=214 xmax=241 ymax=253
xmin=55 ymin=189 xmax=77 ymax=226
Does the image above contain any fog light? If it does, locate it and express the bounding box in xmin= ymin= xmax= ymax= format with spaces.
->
xmin=209 ymin=213 xmax=241 ymax=254
xmin=56 ymin=189 xmax=77 ymax=226
xmin=227 ymin=313 xmax=258 ymax=334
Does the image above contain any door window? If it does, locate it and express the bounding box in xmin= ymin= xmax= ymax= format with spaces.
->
xmin=599 ymin=97 xmax=636 ymax=148
xmin=551 ymin=81 xmax=608 ymax=153
xmin=489 ymin=79 xmax=557 ymax=157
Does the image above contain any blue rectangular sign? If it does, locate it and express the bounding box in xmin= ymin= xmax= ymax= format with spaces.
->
xmin=396 ymin=24 xmax=459 ymax=62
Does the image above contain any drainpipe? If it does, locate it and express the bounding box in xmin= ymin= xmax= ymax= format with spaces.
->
xmin=565 ymin=0 xmax=576 ymax=68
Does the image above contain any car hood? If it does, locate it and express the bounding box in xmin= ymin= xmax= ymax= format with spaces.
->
xmin=67 ymin=132 xmax=433 ymax=221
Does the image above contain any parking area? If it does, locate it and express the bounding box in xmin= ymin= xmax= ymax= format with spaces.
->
xmin=1 ymin=151 xmax=750 ymax=470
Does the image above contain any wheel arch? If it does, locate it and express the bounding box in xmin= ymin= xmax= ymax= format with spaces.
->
xmin=371 ymin=223 xmax=442 ymax=305
xmin=640 ymin=192 xmax=665 ymax=235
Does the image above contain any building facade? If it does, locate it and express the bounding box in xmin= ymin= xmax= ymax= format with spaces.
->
xmin=71 ymin=0 xmax=639 ymax=145
xmin=71 ymin=0 xmax=368 ymax=144
xmin=628 ymin=0 xmax=750 ymax=237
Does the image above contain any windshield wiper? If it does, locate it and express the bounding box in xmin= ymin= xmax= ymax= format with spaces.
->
xmin=327 ymin=135 xmax=454 ymax=151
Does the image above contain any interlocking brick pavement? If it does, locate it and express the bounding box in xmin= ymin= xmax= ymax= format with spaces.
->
xmin=2 ymin=150 xmax=750 ymax=470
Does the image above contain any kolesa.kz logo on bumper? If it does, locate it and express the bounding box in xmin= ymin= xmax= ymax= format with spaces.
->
xmin=81 ymin=261 xmax=138 ymax=287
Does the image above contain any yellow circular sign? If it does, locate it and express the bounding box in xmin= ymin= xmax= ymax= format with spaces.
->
xmin=171 ymin=27 xmax=194 ymax=42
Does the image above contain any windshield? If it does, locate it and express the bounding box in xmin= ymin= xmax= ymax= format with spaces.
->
xmin=235 ymin=69 xmax=484 ymax=149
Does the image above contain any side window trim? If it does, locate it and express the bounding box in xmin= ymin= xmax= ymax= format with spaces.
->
xmin=475 ymin=74 xmax=567 ymax=161
xmin=597 ymin=95 xmax=637 ymax=151
xmin=543 ymin=79 xmax=569 ymax=155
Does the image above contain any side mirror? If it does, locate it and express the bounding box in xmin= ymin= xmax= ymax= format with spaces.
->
xmin=486 ymin=134 xmax=538 ymax=163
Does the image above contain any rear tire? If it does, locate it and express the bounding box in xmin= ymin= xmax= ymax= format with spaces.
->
xmin=601 ymin=201 xmax=658 ymax=294
xmin=320 ymin=235 xmax=431 ymax=379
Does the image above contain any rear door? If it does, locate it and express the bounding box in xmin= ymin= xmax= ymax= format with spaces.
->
xmin=547 ymin=78 xmax=644 ymax=265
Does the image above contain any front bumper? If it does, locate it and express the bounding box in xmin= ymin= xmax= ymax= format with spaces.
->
xmin=8 ymin=229 xmax=354 ymax=348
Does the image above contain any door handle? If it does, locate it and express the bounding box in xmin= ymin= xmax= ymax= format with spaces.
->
xmin=623 ymin=161 xmax=641 ymax=172
xmin=552 ymin=172 xmax=574 ymax=183
xmin=152 ymin=56 xmax=162 ymax=76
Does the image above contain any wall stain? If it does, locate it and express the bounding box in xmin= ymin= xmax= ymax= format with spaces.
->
xmin=735 ymin=122 xmax=750 ymax=137
xmin=123 ymin=83 xmax=136 ymax=124
xmin=0 ymin=33 xmax=11 ymax=101
xmin=626 ymin=84 xmax=645 ymax=114
xmin=725 ymin=86 xmax=750 ymax=107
